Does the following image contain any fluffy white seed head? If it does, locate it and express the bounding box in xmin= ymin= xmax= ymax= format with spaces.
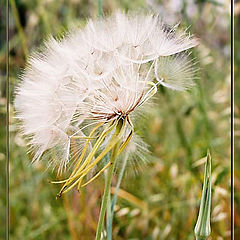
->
xmin=14 ymin=12 xmax=199 ymax=172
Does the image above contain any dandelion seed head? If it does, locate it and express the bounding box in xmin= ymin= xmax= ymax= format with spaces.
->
xmin=14 ymin=12 xmax=199 ymax=172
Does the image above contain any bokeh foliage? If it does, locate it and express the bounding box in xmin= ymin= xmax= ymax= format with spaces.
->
xmin=0 ymin=0 xmax=234 ymax=239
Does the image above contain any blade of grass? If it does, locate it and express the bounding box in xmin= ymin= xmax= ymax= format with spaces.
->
xmin=9 ymin=0 xmax=28 ymax=59
xmin=111 ymin=187 xmax=148 ymax=210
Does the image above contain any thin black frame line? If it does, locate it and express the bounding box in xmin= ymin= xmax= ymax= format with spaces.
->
xmin=231 ymin=0 xmax=234 ymax=239
xmin=4 ymin=2 xmax=235 ymax=240
xmin=6 ymin=0 xmax=9 ymax=239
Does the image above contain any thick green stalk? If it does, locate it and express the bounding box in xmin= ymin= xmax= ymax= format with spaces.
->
xmin=95 ymin=120 xmax=122 ymax=240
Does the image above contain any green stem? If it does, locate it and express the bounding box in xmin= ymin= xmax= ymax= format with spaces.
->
xmin=106 ymin=190 xmax=111 ymax=238
xmin=106 ymin=154 xmax=128 ymax=240
xmin=95 ymin=121 xmax=122 ymax=240
xmin=98 ymin=0 xmax=102 ymax=19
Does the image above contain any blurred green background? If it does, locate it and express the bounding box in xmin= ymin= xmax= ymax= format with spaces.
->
xmin=0 ymin=0 xmax=236 ymax=239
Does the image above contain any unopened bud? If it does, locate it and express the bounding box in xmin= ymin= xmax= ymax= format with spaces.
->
xmin=194 ymin=151 xmax=212 ymax=240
